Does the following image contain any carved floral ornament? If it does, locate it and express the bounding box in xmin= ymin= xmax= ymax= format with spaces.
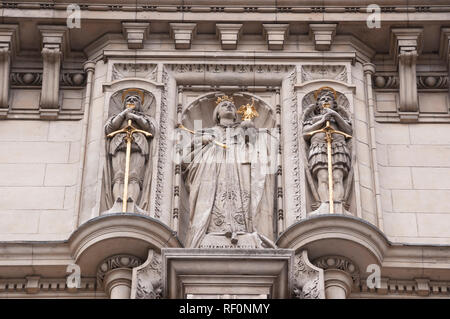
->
xmin=96 ymin=254 xmax=142 ymax=287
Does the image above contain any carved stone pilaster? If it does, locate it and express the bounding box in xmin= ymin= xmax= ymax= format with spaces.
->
xmin=170 ymin=23 xmax=196 ymax=49
xmin=38 ymin=26 xmax=68 ymax=119
xmin=391 ymin=28 xmax=423 ymax=122
xmin=97 ymin=254 xmax=142 ymax=299
xmin=262 ymin=24 xmax=289 ymax=50
xmin=130 ymin=249 xmax=162 ymax=299
xmin=314 ymin=255 xmax=360 ymax=299
xmin=0 ymin=24 xmax=19 ymax=117
xmin=309 ymin=24 xmax=337 ymax=51
xmin=216 ymin=24 xmax=242 ymax=50
xmin=122 ymin=22 xmax=150 ymax=49
xmin=292 ymin=251 xmax=325 ymax=299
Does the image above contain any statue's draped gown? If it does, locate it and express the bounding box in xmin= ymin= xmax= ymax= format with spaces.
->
xmin=182 ymin=123 xmax=276 ymax=248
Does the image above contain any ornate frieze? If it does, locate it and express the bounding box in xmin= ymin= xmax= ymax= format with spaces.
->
xmin=112 ymin=63 xmax=157 ymax=81
xmin=301 ymin=65 xmax=348 ymax=83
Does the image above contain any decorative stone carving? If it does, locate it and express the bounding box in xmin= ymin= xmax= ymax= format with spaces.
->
xmin=103 ymin=88 xmax=157 ymax=214
xmin=391 ymin=28 xmax=423 ymax=122
xmin=97 ymin=254 xmax=142 ymax=299
xmin=112 ymin=63 xmax=157 ymax=81
xmin=131 ymin=249 xmax=162 ymax=299
xmin=292 ymin=250 xmax=325 ymax=299
xmin=170 ymin=23 xmax=196 ymax=49
xmin=61 ymin=72 xmax=86 ymax=87
xmin=373 ymin=75 xmax=399 ymax=89
xmin=309 ymin=24 xmax=337 ymax=51
xmin=301 ymin=65 xmax=347 ymax=83
xmin=262 ymin=24 xmax=289 ymax=50
xmin=216 ymin=24 xmax=242 ymax=50
xmin=0 ymin=24 xmax=19 ymax=117
xmin=302 ymin=87 xmax=353 ymax=215
xmin=122 ymin=22 xmax=150 ymax=49
xmin=38 ymin=25 xmax=68 ymax=119
xmin=417 ymin=75 xmax=449 ymax=90
xmin=97 ymin=254 xmax=142 ymax=286
xmin=314 ymin=255 xmax=360 ymax=284
xmin=180 ymin=95 xmax=278 ymax=248
xmin=11 ymin=72 xmax=43 ymax=86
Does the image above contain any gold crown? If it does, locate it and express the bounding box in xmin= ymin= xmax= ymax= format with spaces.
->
xmin=314 ymin=86 xmax=337 ymax=101
xmin=215 ymin=95 xmax=234 ymax=105
xmin=122 ymin=88 xmax=145 ymax=103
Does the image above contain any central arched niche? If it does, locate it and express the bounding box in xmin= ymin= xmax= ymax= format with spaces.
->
xmin=176 ymin=91 xmax=278 ymax=247
xmin=182 ymin=92 xmax=276 ymax=130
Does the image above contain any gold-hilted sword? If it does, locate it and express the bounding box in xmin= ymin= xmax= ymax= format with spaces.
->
xmin=305 ymin=105 xmax=352 ymax=214
xmin=107 ymin=118 xmax=152 ymax=212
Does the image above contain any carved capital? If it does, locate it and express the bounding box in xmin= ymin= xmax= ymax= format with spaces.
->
xmin=122 ymin=22 xmax=150 ymax=49
xmin=170 ymin=23 xmax=196 ymax=49
xmin=363 ymin=63 xmax=376 ymax=75
xmin=131 ymin=249 xmax=163 ymax=299
xmin=216 ymin=24 xmax=242 ymax=50
xmin=262 ymin=24 xmax=289 ymax=50
xmin=314 ymin=255 xmax=359 ymax=299
xmin=97 ymin=254 xmax=142 ymax=289
xmin=309 ymin=24 xmax=337 ymax=51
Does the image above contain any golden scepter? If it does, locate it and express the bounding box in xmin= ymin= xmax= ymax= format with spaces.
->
xmin=305 ymin=103 xmax=352 ymax=214
xmin=106 ymin=106 xmax=153 ymax=212
xmin=176 ymin=123 xmax=228 ymax=149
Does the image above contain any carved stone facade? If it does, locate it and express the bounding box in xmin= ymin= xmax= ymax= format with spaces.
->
xmin=1 ymin=0 xmax=450 ymax=300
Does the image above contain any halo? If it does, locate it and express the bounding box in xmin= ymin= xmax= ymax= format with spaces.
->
xmin=314 ymin=86 xmax=337 ymax=100
xmin=122 ymin=88 xmax=145 ymax=103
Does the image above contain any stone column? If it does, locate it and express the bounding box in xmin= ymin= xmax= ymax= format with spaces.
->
xmin=97 ymin=255 xmax=142 ymax=299
xmin=314 ymin=256 xmax=359 ymax=299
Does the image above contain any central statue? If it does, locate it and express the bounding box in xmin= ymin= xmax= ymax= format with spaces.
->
xmin=181 ymin=95 xmax=277 ymax=249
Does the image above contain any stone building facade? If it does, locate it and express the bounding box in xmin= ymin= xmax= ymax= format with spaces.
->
xmin=1 ymin=0 xmax=450 ymax=299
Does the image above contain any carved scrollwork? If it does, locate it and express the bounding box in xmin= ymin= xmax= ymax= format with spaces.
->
xmin=131 ymin=250 xmax=163 ymax=299
xmin=10 ymin=72 xmax=43 ymax=86
xmin=373 ymin=75 xmax=399 ymax=89
xmin=417 ymin=76 xmax=449 ymax=90
xmin=293 ymin=250 xmax=325 ymax=299
xmin=112 ymin=63 xmax=158 ymax=81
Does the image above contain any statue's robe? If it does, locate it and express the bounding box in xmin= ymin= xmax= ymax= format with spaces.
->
xmin=103 ymin=111 xmax=156 ymax=212
xmin=182 ymin=123 xmax=276 ymax=248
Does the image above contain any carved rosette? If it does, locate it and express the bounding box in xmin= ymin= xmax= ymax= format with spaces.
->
xmin=96 ymin=254 xmax=142 ymax=288
xmin=292 ymin=251 xmax=325 ymax=299
xmin=314 ymin=255 xmax=360 ymax=285
xmin=131 ymin=249 xmax=163 ymax=299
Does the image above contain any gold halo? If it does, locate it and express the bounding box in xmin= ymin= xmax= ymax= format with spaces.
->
xmin=122 ymin=88 xmax=145 ymax=103
xmin=314 ymin=86 xmax=337 ymax=100
xmin=215 ymin=95 xmax=234 ymax=105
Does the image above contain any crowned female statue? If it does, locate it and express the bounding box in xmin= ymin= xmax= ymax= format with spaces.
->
xmin=302 ymin=87 xmax=353 ymax=215
xmin=103 ymin=89 xmax=156 ymax=213
xmin=181 ymin=95 xmax=277 ymax=248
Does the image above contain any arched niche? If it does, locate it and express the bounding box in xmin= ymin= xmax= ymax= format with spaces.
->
xmin=181 ymin=92 xmax=276 ymax=129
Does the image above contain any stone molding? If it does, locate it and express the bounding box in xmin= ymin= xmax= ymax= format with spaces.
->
xmin=170 ymin=23 xmax=196 ymax=49
xmin=309 ymin=24 xmax=337 ymax=51
xmin=216 ymin=24 xmax=242 ymax=50
xmin=262 ymin=24 xmax=289 ymax=50
xmin=130 ymin=249 xmax=163 ymax=299
xmin=122 ymin=22 xmax=150 ymax=49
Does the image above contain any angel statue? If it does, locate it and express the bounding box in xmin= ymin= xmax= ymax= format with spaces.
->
xmin=180 ymin=95 xmax=277 ymax=249
xmin=103 ymin=88 xmax=157 ymax=214
xmin=302 ymin=87 xmax=353 ymax=215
